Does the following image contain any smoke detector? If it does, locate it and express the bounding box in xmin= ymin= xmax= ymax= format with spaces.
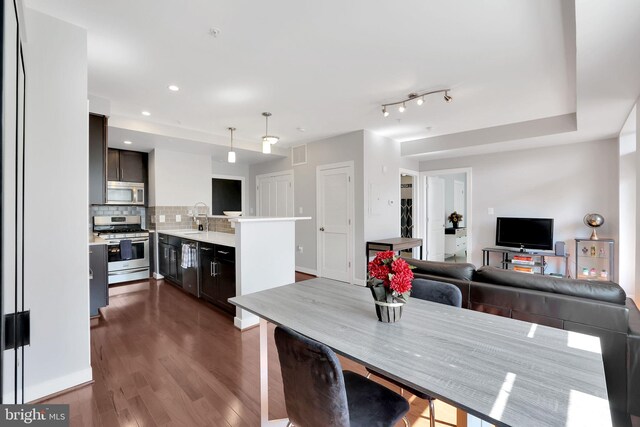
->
xmin=208 ymin=28 xmax=221 ymax=38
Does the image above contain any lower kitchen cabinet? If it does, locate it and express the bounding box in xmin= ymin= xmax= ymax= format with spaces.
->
xmin=89 ymin=245 xmax=108 ymax=316
xmin=158 ymin=234 xmax=181 ymax=286
xmin=199 ymin=243 xmax=236 ymax=315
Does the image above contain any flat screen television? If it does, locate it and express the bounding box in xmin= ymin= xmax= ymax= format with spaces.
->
xmin=495 ymin=217 xmax=554 ymax=251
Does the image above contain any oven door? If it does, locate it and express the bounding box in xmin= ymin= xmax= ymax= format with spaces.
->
xmin=107 ymin=238 xmax=149 ymax=272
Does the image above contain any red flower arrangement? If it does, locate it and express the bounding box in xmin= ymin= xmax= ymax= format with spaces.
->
xmin=367 ymin=251 xmax=414 ymax=303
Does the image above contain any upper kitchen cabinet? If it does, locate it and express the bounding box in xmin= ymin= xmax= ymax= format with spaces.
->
xmin=107 ymin=148 xmax=148 ymax=183
xmin=89 ymin=114 xmax=108 ymax=205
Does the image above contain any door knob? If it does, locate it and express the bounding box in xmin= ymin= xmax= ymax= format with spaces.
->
xmin=320 ymin=227 xmax=325 ymax=231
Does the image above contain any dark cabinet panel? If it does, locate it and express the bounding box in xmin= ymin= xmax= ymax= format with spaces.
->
xmin=89 ymin=114 xmax=107 ymax=204
xmin=89 ymin=245 xmax=108 ymax=316
xmin=107 ymin=148 xmax=148 ymax=185
xmin=107 ymin=148 xmax=120 ymax=181
xmin=119 ymin=150 xmax=147 ymax=183
xmin=217 ymin=257 xmax=236 ymax=314
xmin=159 ymin=234 xmax=181 ymax=286
xmin=199 ymin=244 xmax=216 ymax=302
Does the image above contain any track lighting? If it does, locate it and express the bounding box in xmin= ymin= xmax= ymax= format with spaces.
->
xmin=261 ymin=112 xmax=278 ymax=154
xmin=381 ymin=89 xmax=451 ymax=116
xmin=227 ymin=127 xmax=236 ymax=163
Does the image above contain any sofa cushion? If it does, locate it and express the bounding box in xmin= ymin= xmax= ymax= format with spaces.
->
xmin=405 ymin=259 xmax=475 ymax=281
xmin=474 ymin=266 xmax=626 ymax=304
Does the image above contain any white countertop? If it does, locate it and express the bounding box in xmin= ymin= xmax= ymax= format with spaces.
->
xmin=89 ymin=233 xmax=108 ymax=246
xmin=228 ymin=216 xmax=311 ymax=223
xmin=158 ymin=230 xmax=236 ymax=247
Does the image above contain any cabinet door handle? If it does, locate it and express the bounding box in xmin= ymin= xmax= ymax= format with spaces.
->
xmin=120 ymin=167 xmax=124 ymax=180
xmin=164 ymin=248 xmax=169 ymax=258
xmin=89 ymin=268 xmax=94 ymax=280
xmin=218 ymin=250 xmax=229 ymax=255
xmin=201 ymin=247 xmax=212 ymax=251
xmin=211 ymin=261 xmax=218 ymax=277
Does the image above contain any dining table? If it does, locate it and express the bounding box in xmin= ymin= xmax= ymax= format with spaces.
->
xmin=229 ymin=277 xmax=612 ymax=427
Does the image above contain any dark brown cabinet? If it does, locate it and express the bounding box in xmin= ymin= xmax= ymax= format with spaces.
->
xmin=89 ymin=245 xmax=108 ymax=316
xmin=108 ymin=148 xmax=147 ymax=183
xmin=199 ymin=243 xmax=236 ymax=315
xmin=158 ymin=234 xmax=181 ymax=286
xmin=89 ymin=114 xmax=107 ymax=204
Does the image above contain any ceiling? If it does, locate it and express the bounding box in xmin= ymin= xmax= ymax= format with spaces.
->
xmin=24 ymin=0 xmax=640 ymax=158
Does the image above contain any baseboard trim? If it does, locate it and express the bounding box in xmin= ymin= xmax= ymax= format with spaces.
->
xmin=295 ymin=266 xmax=318 ymax=276
xmin=153 ymin=272 xmax=164 ymax=280
xmin=22 ymin=367 xmax=93 ymax=403
xmin=352 ymin=278 xmax=366 ymax=287
xmin=234 ymin=315 xmax=259 ymax=331
xmin=28 ymin=379 xmax=94 ymax=404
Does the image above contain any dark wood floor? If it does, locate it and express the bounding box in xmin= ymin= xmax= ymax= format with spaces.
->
xmin=41 ymin=274 xmax=458 ymax=426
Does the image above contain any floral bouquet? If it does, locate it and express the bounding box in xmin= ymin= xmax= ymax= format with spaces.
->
xmin=367 ymin=251 xmax=414 ymax=304
xmin=448 ymin=211 xmax=463 ymax=225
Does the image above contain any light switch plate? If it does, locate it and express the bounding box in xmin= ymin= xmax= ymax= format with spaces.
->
xmin=159 ymin=215 xmax=166 ymax=223
xmin=299 ymin=207 xmax=303 ymax=214
xmin=176 ymin=215 xmax=181 ymax=222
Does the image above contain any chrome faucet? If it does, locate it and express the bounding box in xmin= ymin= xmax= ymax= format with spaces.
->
xmin=192 ymin=202 xmax=210 ymax=232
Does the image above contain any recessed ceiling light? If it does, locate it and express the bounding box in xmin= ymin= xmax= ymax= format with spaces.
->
xmin=142 ymin=111 xmax=151 ymax=116
xmin=168 ymin=85 xmax=180 ymax=92
xmin=296 ymin=127 xmax=306 ymax=132
xmin=123 ymin=140 xmax=133 ymax=145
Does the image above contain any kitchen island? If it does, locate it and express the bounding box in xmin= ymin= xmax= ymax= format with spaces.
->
xmin=157 ymin=216 xmax=310 ymax=329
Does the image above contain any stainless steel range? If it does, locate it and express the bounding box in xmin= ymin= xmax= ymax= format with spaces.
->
xmin=93 ymin=215 xmax=150 ymax=284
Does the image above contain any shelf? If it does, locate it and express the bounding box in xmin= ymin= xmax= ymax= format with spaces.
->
xmin=577 ymin=274 xmax=611 ymax=281
xmin=501 ymin=261 xmax=543 ymax=267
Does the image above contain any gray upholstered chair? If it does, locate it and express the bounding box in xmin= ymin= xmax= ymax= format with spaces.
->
xmin=274 ymin=326 xmax=410 ymax=427
xmin=366 ymin=279 xmax=463 ymax=427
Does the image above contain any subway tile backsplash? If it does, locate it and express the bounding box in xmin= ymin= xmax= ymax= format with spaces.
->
xmin=89 ymin=205 xmax=147 ymax=229
xmin=146 ymin=206 xmax=235 ymax=234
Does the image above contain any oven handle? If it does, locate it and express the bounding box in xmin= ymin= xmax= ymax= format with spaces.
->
xmin=108 ymin=238 xmax=149 ymax=244
xmin=108 ymin=267 xmax=149 ymax=276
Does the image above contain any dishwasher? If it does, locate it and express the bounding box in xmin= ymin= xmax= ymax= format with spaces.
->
xmin=180 ymin=241 xmax=199 ymax=297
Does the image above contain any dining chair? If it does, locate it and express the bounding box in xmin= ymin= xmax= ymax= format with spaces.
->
xmin=366 ymin=278 xmax=463 ymax=427
xmin=274 ymin=326 xmax=411 ymax=427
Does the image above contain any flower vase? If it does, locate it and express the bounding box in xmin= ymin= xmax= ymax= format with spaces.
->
xmin=452 ymin=222 xmax=459 ymax=229
xmin=374 ymin=300 xmax=404 ymax=323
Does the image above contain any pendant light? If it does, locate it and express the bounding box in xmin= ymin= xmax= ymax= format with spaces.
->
xmin=227 ymin=127 xmax=236 ymax=163
xmin=262 ymin=112 xmax=279 ymax=154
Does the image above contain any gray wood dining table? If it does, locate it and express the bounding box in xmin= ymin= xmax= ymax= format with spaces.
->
xmin=229 ymin=278 xmax=612 ymax=427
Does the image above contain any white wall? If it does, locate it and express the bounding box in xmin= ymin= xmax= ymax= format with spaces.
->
xmin=23 ymin=9 xmax=92 ymax=400
xmin=363 ymin=130 xmax=401 ymax=244
xmin=149 ymin=149 xmax=251 ymax=210
xmin=249 ymin=131 xmax=365 ymax=280
xmin=420 ymin=139 xmax=620 ymax=282
xmin=619 ymin=104 xmax=636 ymax=299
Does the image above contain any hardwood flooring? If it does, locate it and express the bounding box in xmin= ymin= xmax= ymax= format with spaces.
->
xmin=41 ymin=275 xmax=459 ymax=426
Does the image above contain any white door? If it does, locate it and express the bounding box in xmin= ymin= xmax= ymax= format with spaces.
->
xmin=256 ymin=172 xmax=293 ymax=216
xmin=317 ymin=165 xmax=352 ymax=282
xmin=454 ymin=179 xmax=465 ymax=227
xmin=427 ymin=176 xmax=445 ymax=261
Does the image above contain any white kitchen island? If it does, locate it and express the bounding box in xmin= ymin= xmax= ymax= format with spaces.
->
xmin=229 ymin=216 xmax=311 ymax=330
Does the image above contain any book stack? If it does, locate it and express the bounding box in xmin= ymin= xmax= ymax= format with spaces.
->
xmin=513 ymin=265 xmax=534 ymax=274
xmin=511 ymin=255 xmax=535 ymax=266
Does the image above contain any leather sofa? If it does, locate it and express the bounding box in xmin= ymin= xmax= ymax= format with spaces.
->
xmin=405 ymin=259 xmax=640 ymax=425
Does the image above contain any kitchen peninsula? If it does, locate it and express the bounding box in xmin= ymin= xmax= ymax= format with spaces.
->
xmin=158 ymin=216 xmax=310 ymax=330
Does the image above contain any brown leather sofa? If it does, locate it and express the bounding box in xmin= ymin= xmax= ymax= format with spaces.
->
xmin=406 ymin=259 xmax=640 ymax=426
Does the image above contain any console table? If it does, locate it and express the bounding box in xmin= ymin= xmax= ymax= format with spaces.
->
xmin=366 ymin=237 xmax=423 ymax=265
xmin=482 ymin=247 xmax=569 ymax=277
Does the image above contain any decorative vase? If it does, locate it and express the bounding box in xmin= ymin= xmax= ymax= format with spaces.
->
xmin=374 ymin=300 xmax=404 ymax=323
xmin=452 ymin=221 xmax=459 ymax=229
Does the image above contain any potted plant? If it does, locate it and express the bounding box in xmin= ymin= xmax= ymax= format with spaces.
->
xmin=367 ymin=251 xmax=414 ymax=322
xmin=448 ymin=211 xmax=463 ymax=229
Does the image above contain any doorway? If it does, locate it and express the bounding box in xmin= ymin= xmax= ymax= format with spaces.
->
xmin=316 ymin=162 xmax=354 ymax=283
xmin=421 ymin=168 xmax=472 ymax=263
xmin=399 ymin=169 xmax=420 ymax=259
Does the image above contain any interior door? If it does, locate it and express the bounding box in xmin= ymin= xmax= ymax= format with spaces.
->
xmin=318 ymin=166 xmax=352 ymax=282
xmin=427 ymin=176 xmax=445 ymax=261
xmin=256 ymin=172 xmax=293 ymax=216
xmin=454 ymin=179 xmax=465 ymax=227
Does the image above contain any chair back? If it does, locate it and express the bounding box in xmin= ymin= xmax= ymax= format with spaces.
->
xmin=274 ymin=326 xmax=350 ymax=427
xmin=411 ymin=278 xmax=463 ymax=307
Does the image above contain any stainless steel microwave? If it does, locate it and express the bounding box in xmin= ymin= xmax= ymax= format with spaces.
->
xmin=106 ymin=181 xmax=145 ymax=205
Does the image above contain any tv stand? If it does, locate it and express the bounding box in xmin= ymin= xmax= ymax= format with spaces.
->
xmin=482 ymin=247 xmax=569 ymax=277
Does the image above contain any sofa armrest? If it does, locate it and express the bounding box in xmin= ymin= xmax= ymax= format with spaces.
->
xmin=627 ymin=299 xmax=640 ymax=415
